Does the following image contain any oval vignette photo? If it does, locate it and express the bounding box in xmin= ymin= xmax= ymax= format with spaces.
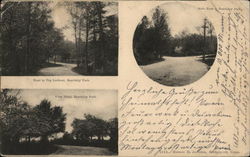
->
xmin=133 ymin=3 xmax=218 ymax=86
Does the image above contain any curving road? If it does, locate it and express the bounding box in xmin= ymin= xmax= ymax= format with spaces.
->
xmin=37 ymin=62 xmax=81 ymax=76
xmin=141 ymin=56 xmax=209 ymax=86
xmin=52 ymin=145 xmax=116 ymax=155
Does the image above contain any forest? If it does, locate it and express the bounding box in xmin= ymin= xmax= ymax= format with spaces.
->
xmin=0 ymin=89 xmax=118 ymax=155
xmin=133 ymin=7 xmax=217 ymax=65
xmin=0 ymin=1 xmax=118 ymax=76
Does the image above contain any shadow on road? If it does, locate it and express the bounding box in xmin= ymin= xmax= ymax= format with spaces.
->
xmin=197 ymin=54 xmax=216 ymax=67
xmin=72 ymin=67 xmax=117 ymax=76
xmin=41 ymin=62 xmax=63 ymax=68
xmin=52 ymin=145 xmax=116 ymax=155
xmin=138 ymin=57 xmax=165 ymax=66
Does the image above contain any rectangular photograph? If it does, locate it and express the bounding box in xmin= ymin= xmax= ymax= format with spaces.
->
xmin=0 ymin=1 xmax=118 ymax=76
xmin=0 ymin=89 xmax=118 ymax=155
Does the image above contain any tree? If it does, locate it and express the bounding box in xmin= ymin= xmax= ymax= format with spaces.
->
xmin=42 ymin=28 xmax=64 ymax=63
xmin=71 ymin=114 xmax=111 ymax=143
xmin=133 ymin=7 xmax=172 ymax=65
xmin=66 ymin=2 xmax=92 ymax=70
xmin=100 ymin=13 xmax=118 ymax=75
xmin=33 ymin=99 xmax=66 ymax=142
xmin=84 ymin=114 xmax=108 ymax=141
xmin=0 ymin=90 xmax=67 ymax=154
xmin=0 ymin=2 xmax=61 ymax=75
xmin=108 ymin=118 xmax=118 ymax=152
xmin=0 ymin=89 xmax=31 ymax=152
xmin=201 ymin=18 xmax=208 ymax=61
xmin=66 ymin=2 xmax=82 ymax=66
xmin=133 ymin=16 xmax=151 ymax=64
xmin=93 ymin=2 xmax=106 ymax=72
xmin=65 ymin=2 xmax=118 ymax=75
xmin=71 ymin=118 xmax=95 ymax=142
xmin=152 ymin=7 xmax=171 ymax=57
xmin=84 ymin=2 xmax=91 ymax=70
xmin=207 ymin=20 xmax=217 ymax=53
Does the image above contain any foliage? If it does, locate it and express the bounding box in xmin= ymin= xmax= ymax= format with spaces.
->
xmin=72 ymin=114 xmax=107 ymax=142
xmin=65 ymin=2 xmax=118 ymax=75
xmin=133 ymin=7 xmax=172 ymax=65
xmin=107 ymin=117 xmax=118 ymax=153
xmin=0 ymin=89 xmax=29 ymax=144
xmin=0 ymin=1 xmax=118 ymax=76
xmin=71 ymin=114 xmax=118 ymax=152
xmin=0 ymin=2 xmax=66 ymax=75
xmin=172 ymin=30 xmax=217 ymax=56
xmin=33 ymin=99 xmax=66 ymax=141
xmin=133 ymin=7 xmax=217 ymax=65
xmin=0 ymin=89 xmax=66 ymax=154
xmin=0 ymin=89 xmax=117 ymax=154
xmin=71 ymin=118 xmax=95 ymax=142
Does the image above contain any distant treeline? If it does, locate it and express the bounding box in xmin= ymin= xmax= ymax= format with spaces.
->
xmin=53 ymin=114 xmax=118 ymax=153
xmin=133 ymin=7 xmax=217 ymax=65
xmin=171 ymin=32 xmax=217 ymax=56
xmin=0 ymin=89 xmax=118 ymax=154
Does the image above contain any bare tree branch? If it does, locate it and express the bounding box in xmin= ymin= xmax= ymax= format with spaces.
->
xmin=0 ymin=2 xmax=20 ymax=20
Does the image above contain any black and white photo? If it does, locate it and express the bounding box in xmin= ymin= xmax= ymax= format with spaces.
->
xmin=0 ymin=1 xmax=118 ymax=76
xmin=133 ymin=3 xmax=217 ymax=86
xmin=0 ymin=89 xmax=118 ymax=155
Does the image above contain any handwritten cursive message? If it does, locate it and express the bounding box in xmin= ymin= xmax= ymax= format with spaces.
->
xmin=215 ymin=4 xmax=249 ymax=153
xmin=120 ymin=81 xmax=233 ymax=155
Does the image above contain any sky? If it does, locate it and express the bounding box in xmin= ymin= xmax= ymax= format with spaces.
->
xmin=147 ymin=2 xmax=208 ymax=37
xmin=15 ymin=89 xmax=118 ymax=132
xmin=49 ymin=2 xmax=118 ymax=42
xmin=49 ymin=2 xmax=206 ymax=41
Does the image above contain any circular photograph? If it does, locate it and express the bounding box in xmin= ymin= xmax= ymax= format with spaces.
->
xmin=133 ymin=3 xmax=217 ymax=86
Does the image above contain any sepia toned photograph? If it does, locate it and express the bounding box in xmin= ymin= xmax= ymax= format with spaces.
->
xmin=0 ymin=89 xmax=118 ymax=155
xmin=133 ymin=3 xmax=217 ymax=86
xmin=0 ymin=1 xmax=118 ymax=76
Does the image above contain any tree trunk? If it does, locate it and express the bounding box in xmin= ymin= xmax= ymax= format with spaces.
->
xmin=0 ymin=1 xmax=2 ymax=75
xmin=41 ymin=135 xmax=49 ymax=143
xmin=74 ymin=22 xmax=79 ymax=67
xmin=0 ymin=1 xmax=2 ymax=25
xmin=93 ymin=19 xmax=97 ymax=73
xmin=90 ymin=136 xmax=92 ymax=142
xmin=54 ymin=54 xmax=56 ymax=64
xmin=202 ymin=18 xmax=207 ymax=61
xmin=8 ymin=8 xmax=14 ymax=74
xmin=25 ymin=2 xmax=31 ymax=73
xmin=85 ymin=8 xmax=89 ymax=73
xmin=96 ymin=2 xmax=105 ymax=73
xmin=210 ymin=28 xmax=213 ymax=53
xmin=78 ymin=17 xmax=82 ymax=64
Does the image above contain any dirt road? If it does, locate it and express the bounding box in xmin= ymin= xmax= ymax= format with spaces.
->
xmin=37 ymin=62 xmax=81 ymax=76
xmin=52 ymin=145 xmax=116 ymax=155
xmin=141 ymin=56 xmax=209 ymax=86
